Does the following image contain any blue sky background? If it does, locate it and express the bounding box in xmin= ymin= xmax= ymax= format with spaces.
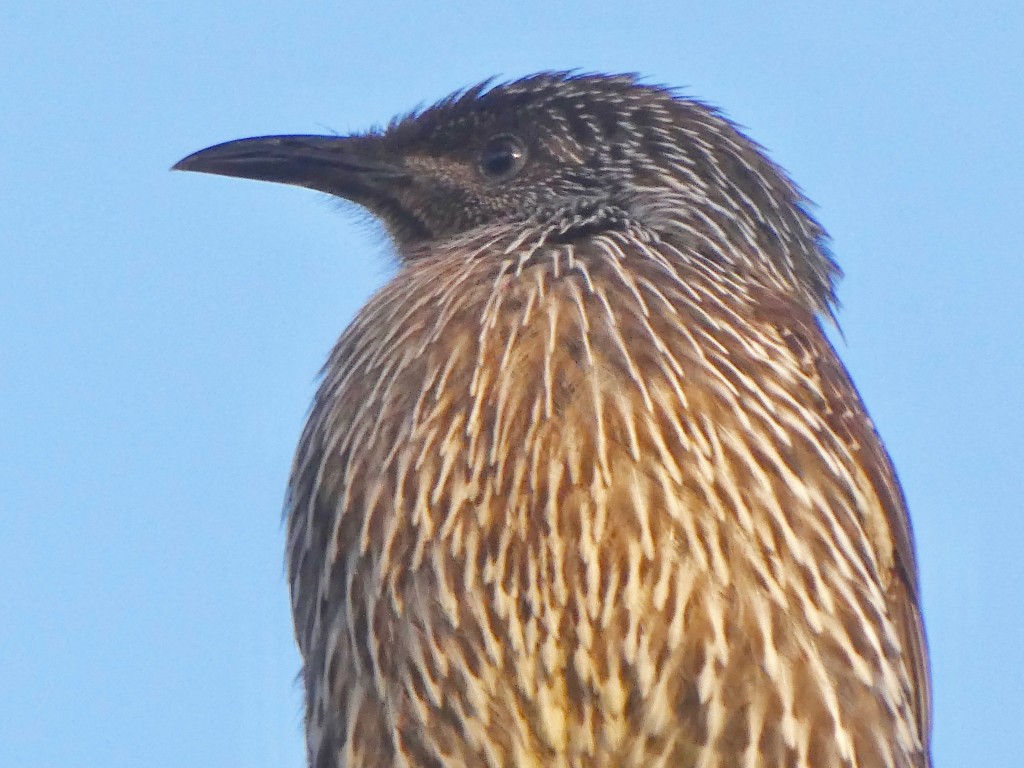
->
xmin=3 ymin=2 xmax=1022 ymax=766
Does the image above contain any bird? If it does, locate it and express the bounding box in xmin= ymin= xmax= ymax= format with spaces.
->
xmin=174 ymin=72 xmax=931 ymax=768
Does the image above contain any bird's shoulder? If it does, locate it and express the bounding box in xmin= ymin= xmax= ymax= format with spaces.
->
xmin=750 ymin=291 xmax=931 ymax=753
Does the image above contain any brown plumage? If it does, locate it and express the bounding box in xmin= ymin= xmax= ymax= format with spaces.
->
xmin=175 ymin=72 xmax=931 ymax=767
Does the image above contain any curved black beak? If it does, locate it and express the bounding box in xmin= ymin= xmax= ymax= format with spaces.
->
xmin=172 ymin=135 xmax=407 ymax=198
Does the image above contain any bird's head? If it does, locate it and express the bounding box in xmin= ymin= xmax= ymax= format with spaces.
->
xmin=174 ymin=72 xmax=839 ymax=313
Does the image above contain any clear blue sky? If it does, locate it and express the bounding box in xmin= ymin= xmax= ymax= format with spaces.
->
xmin=3 ymin=2 xmax=1021 ymax=766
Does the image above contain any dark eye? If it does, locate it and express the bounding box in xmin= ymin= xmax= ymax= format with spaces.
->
xmin=479 ymin=135 xmax=527 ymax=180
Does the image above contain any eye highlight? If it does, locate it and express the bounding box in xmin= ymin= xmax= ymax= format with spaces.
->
xmin=479 ymin=135 xmax=527 ymax=180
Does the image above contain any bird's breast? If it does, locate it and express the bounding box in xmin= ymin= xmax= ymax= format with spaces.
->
xmin=286 ymin=235 xmax=922 ymax=767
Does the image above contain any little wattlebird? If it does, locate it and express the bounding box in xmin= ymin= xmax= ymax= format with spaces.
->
xmin=174 ymin=72 xmax=931 ymax=768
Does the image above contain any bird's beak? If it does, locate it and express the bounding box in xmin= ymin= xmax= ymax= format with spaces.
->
xmin=172 ymin=135 xmax=407 ymax=198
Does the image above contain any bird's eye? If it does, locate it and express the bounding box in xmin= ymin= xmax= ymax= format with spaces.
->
xmin=479 ymin=135 xmax=527 ymax=180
